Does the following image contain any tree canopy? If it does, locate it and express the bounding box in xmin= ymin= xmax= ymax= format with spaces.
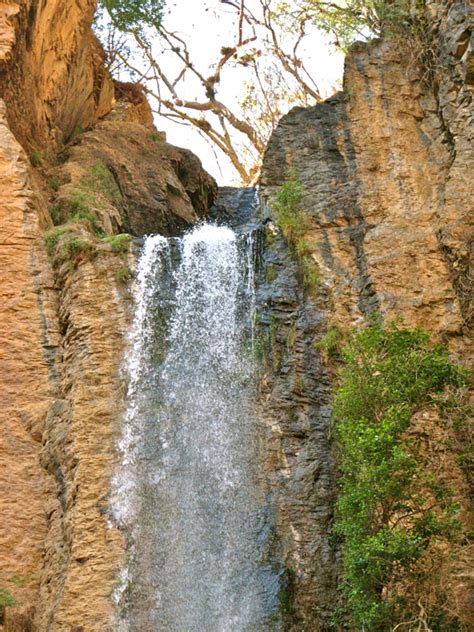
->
xmin=99 ymin=0 xmax=165 ymax=32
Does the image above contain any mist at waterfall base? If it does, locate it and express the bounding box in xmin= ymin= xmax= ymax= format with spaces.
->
xmin=112 ymin=222 xmax=282 ymax=631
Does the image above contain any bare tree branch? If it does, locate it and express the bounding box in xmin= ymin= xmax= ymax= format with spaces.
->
xmin=100 ymin=0 xmax=326 ymax=183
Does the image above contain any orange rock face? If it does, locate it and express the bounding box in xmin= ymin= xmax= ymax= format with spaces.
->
xmin=35 ymin=245 xmax=130 ymax=632
xmin=0 ymin=0 xmax=472 ymax=630
xmin=0 ymin=2 xmax=216 ymax=630
xmin=0 ymin=3 xmax=123 ymax=629
xmin=262 ymin=30 xmax=473 ymax=356
xmin=0 ymin=0 xmax=114 ymax=153
xmin=0 ymin=100 xmax=50 ymax=628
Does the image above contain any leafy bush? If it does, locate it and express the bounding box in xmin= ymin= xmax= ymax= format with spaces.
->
xmin=315 ymin=325 xmax=343 ymax=361
xmin=333 ymin=319 xmax=469 ymax=629
xmin=49 ymin=204 xmax=61 ymax=225
xmin=265 ymin=265 xmax=277 ymax=284
xmin=44 ymin=226 xmax=69 ymax=256
xmin=70 ymin=125 xmax=85 ymax=141
xmin=49 ymin=177 xmax=60 ymax=192
xmin=59 ymin=236 xmax=94 ymax=261
xmin=272 ymin=171 xmax=319 ymax=293
xmin=302 ymin=0 xmax=426 ymax=51
xmin=85 ymin=161 xmax=122 ymax=204
xmin=63 ymin=161 xmax=123 ymax=236
xmin=66 ymin=199 xmax=102 ymax=234
xmin=149 ymin=131 xmax=165 ymax=143
xmin=30 ymin=150 xmax=43 ymax=168
xmin=272 ymin=171 xmax=305 ymax=237
xmin=44 ymin=226 xmax=95 ymax=263
xmin=9 ymin=576 xmax=26 ymax=588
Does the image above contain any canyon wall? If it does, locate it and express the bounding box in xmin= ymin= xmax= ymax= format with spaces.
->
xmin=0 ymin=2 xmax=216 ymax=630
xmin=262 ymin=0 xmax=472 ymax=347
xmin=0 ymin=0 xmax=472 ymax=630
xmin=259 ymin=0 xmax=472 ymax=627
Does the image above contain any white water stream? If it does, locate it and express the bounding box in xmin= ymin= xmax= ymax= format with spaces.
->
xmin=112 ymin=224 xmax=281 ymax=631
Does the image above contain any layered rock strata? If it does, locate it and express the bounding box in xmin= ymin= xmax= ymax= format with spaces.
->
xmin=0 ymin=2 xmax=216 ymax=630
xmin=259 ymin=0 xmax=473 ymax=626
xmin=0 ymin=99 xmax=51 ymax=631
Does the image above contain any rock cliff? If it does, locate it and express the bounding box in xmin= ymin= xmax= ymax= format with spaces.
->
xmin=0 ymin=2 xmax=216 ymax=630
xmin=259 ymin=0 xmax=472 ymax=627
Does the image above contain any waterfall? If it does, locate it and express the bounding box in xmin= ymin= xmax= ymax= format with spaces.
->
xmin=112 ymin=223 xmax=281 ymax=631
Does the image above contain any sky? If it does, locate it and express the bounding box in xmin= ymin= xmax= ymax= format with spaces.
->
xmin=129 ymin=1 xmax=345 ymax=184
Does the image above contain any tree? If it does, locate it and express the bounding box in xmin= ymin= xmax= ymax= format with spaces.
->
xmin=96 ymin=1 xmax=329 ymax=182
xmin=297 ymin=0 xmax=424 ymax=49
xmin=97 ymin=1 xmax=413 ymax=182
xmin=100 ymin=0 xmax=165 ymax=32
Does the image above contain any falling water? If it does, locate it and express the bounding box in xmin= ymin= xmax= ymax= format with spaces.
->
xmin=112 ymin=223 xmax=281 ymax=631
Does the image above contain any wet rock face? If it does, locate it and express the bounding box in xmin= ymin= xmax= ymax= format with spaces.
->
xmin=256 ymin=235 xmax=338 ymax=631
xmin=210 ymin=187 xmax=262 ymax=228
xmin=213 ymin=188 xmax=339 ymax=630
xmin=261 ymin=97 xmax=379 ymax=326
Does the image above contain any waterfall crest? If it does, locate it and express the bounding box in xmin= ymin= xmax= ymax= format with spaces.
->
xmin=112 ymin=223 xmax=281 ymax=631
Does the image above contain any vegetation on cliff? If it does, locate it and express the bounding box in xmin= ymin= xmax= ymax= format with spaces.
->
xmin=42 ymin=156 xmax=136 ymax=274
xmin=0 ymin=588 xmax=15 ymax=624
xmin=333 ymin=320 xmax=471 ymax=630
xmin=271 ymin=170 xmax=320 ymax=293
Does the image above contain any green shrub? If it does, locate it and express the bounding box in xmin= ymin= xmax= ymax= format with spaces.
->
xmin=300 ymin=256 xmax=320 ymax=292
xmin=84 ymin=160 xmax=122 ymax=205
xmin=149 ymin=131 xmax=164 ymax=143
xmin=105 ymin=233 xmax=131 ymax=253
xmin=60 ymin=236 xmax=94 ymax=261
xmin=44 ymin=226 xmax=69 ymax=256
xmin=68 ymin=210 xmax=99 ymax=227
xmin=49 ymin=205 xmax=61 ymax=225
xmin=302 ymin=0 xmax=425 ymax=52
xmin=333 ymin=319 xmax=469 ymax=629
xmin=66 ymin=199 xmax=102 ymax=235
xmin=49 ymin=177 xmax=60 ymax=192
xmin=100 ymin=0 xmax=165 ymax=33
xmin=63 ymin=161 xmax=123 ymax=236
xmin=315 ymin=325 xmax=343 ymax=361
xmin=272 ymin=171 xmax=320 ymax=294
xmin=9 ymin=575 xmax=25 ymax=588
xmin=265 ymin=265 xmax=277 ymax=284
xmin=272 ymin=170 xmax=308 ymax=244
xmin=70 ymin=125 xmax=85 ymax=141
